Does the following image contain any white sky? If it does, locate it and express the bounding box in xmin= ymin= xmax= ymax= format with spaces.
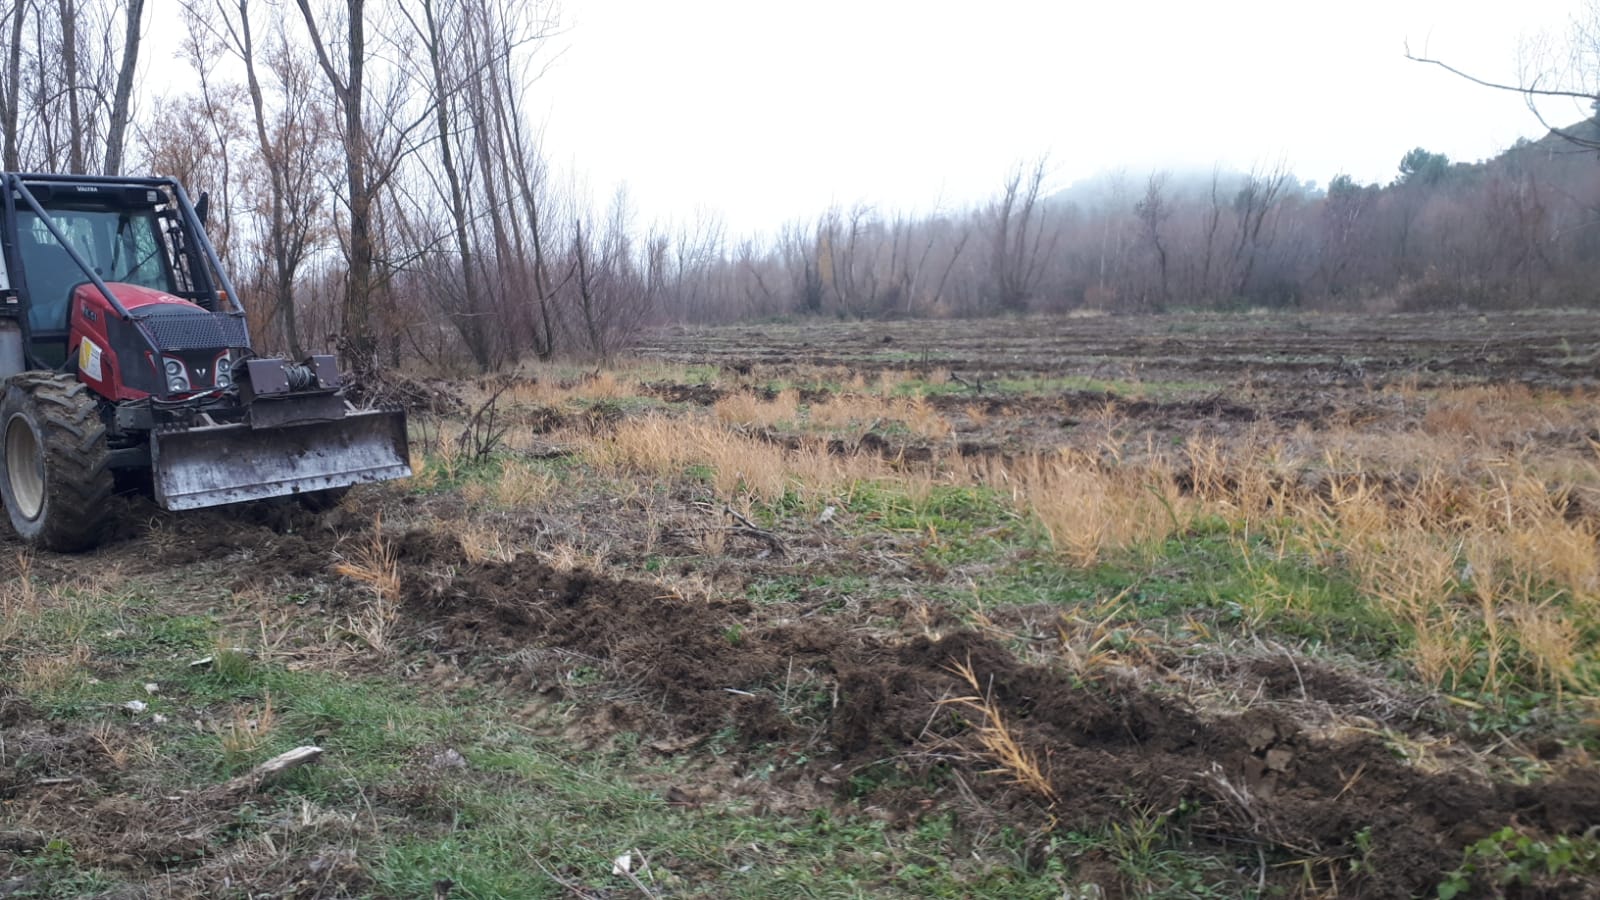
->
xmin=534 ymin=0 xmax=1590 ymax=234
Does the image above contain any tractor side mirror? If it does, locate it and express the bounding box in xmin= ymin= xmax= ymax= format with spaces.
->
xmin=194 ymin=191 xmax=210 ymax=228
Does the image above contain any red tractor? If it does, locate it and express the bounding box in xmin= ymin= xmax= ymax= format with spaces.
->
xmin=0 ymin=172 xmax=410 ymax=551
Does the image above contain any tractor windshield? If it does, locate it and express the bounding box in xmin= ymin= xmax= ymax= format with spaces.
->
xmin=17 ymin=206 xmax=175 ymax=332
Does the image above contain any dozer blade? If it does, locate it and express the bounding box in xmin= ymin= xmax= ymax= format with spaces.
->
xmin=150 ymin=408 xmax=411 ymax=510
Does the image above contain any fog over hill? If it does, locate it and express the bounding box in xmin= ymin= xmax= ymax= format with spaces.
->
xmin=635 ymin=119 xmax=1600 ymax=326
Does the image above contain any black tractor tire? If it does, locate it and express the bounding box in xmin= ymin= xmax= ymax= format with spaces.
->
xmin=0 ymin=374 xmax=114 ymax=552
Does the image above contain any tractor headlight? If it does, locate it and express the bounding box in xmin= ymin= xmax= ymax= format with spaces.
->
xmin=214 ymin=354 xmax=233 ymax=388
xmin=163 ymin=356 xmax=190 ymax=394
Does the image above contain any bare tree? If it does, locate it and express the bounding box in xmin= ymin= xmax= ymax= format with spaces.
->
xmin=1228 ymin=165 xmax=1290 ymax=297
xmin=403 ymin=0 xmax=492 ymax=370
xmin=988 ymin=157 xmax=1055 ymax=311
xmin=1134 ymin=172 xmax=1172 ymax=310
xmin=0 ymin=0 xmax=22 ymax=169
xmin=294 ymin=0 xmax=378 ymax=368
xmin=101 ymin=0 xmax=143 ymax=175
xmin=1408 ymin=27 xmax=1600 ymax=152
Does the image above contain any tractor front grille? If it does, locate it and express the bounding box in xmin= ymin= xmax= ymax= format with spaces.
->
xmin=134 ymin=311 xmax=248 ymax=351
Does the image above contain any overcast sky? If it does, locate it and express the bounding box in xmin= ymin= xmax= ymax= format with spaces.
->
xmin=534 ymin=0 xmax=1589 ymax=234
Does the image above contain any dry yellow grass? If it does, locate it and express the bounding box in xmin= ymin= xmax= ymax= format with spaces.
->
xmin=898 ymin=395 xmax=951 ymax=439
xmin=586 ymin=414 xmax=886 ymax=506
xmin=874 ymin=370 xmax=910 ymax=397
xmin=532 ymin=367 xmax=1600 ymax=696
xmin=19 ymin=643 xmax=90 ymax=695
xmin=0 ymin=550 xmax=40 ymax=645
xmin=90 ymin=724 xmax=124 ymax=770
xmin=495 ymin=458 xmax=557 ymax=508
xmin=714 ymin=389 xmax=799 ymax=427
xmin=1412 ymin=383 xmax=1597 ymax=444
xmin=1230 ymin=449 xmax=1600 ymax=693
xmin=218 ymin=693 xmax=278 ymax=762
xmin=942 ymin=657 xmax=1057 ymax=802
xmin=972 ymin=450 xmax=1191 ymax=567
xmin=958 ymin=422 xmax=1599 ymax=694
xmin=807 ymin=394 xmax=883 ymax=429
xmin=541 ymin=540 xmax=610 ymax=572
xmin=1054 ymin=593 xmax=1155 ymax=678
xmin=335 ymin=520 xmax=402 ymax=656
xmin=458 ymin=521 xmax=518 ymax=563
xmin=804 ymin=392 xmax=951 ymax=438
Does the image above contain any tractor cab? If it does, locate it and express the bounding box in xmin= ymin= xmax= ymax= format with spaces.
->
xmin=2 ymin=180 xmax=221 ymax=373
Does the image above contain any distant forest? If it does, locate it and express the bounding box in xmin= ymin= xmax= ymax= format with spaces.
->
xmin=1 ymin=0 xmax=1595 ymax=369
xmin=680 ymin=130 xmax=1600 ymax=326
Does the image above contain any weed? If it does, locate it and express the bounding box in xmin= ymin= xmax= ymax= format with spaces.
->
xmin=1439 ymin=826 xmax=1600 ymax=898
xmin=459 ymin=521 xmax=518 ymax=563
xmin=0 ymin=550 xmax=40 ymax=645
xmin=335 ymin=519 xmax=402 ymax=656
xmin=980 ymin=451 xmax=1189 ymax=566
xmin=18 ymin=643 xmax=90 ymax=696
xmin=211 ymin=643 xmax=256 ymax=684
xmin=217 ymin=693 xmax=278 ymax=771
xmin=494 ymin=458 xmax=557 ymax=508
xmin=542 ymin=540 xmax=609 ymax=572
xmin=942 ymin=657 xmax=1056 ymax=802
xmin=1055 ymin=593 xmax=1157 ymax=678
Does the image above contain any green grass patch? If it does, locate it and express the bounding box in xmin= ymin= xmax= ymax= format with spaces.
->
xmin=375 ymin=769 xmax=1087 ymax=899
xmin=839 ymin=482 xmax=1024 ymax=566
xmin=409 ymin=450 xmax=569 ymax=495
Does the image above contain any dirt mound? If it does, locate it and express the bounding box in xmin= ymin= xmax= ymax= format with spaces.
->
xmin=132 ymin=505 xmax=334 ymax=582
xmin=398 ymin=537 xmax=1600 ymax=897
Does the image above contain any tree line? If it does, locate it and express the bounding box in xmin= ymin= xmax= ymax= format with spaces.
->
xmin=684 ymin=137 xmax=1600 ymax=326
xmin=2 ymin=0 xmax=1597 ymax=373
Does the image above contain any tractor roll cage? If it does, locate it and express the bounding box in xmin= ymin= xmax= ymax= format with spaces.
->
xmin=0 ymin=172 xmax=249 ymax=371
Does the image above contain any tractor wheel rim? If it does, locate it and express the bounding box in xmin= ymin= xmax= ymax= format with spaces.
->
xmin=4 ymin=414 xmax=44 ymax=521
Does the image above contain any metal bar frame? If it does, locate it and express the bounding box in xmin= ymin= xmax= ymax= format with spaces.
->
xmin=2 ymin=172 xmax=250 ymax=344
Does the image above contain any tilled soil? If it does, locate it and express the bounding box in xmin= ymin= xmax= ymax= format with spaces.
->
xmin=398 ymin=531 xmax=1600 ymax=898
xmin=635 ymin=313 xmax=1600 ymax=388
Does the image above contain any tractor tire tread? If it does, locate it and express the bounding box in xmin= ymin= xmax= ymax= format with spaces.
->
xmin=3 ymin=374 xmax=114 ymax=551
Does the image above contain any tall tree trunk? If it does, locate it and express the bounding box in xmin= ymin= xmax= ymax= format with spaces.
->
xmin=295 ymin=0 xmax=374 ymax=371
xmin=2 ymin=0 xmax=25 ymax=170
xmin=573 ymin=219 xmax=605 ymax=358
xmin=59 ymin=0 xmax=82 ymax=173
xmin=419 ymin=0 xmax=489 ymax=371
xmin=236 ymin=0 xmax=304 ymax=358
xmin=102 ymin=0 xmax=144 ymax=176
